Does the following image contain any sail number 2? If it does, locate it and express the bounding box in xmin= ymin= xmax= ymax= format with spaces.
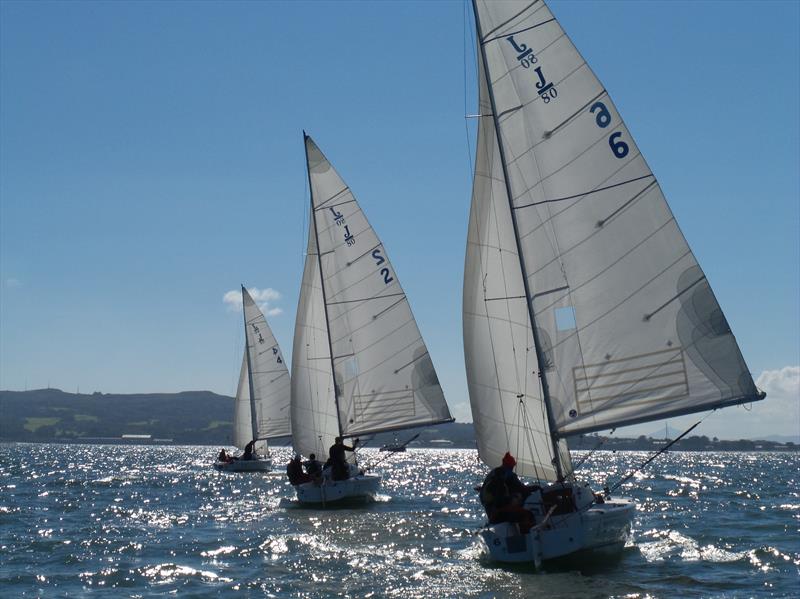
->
xmin=590 ymin=101 xmax=629 ymax=159
xmin=371 ymin=249 xmax=394 ymax=285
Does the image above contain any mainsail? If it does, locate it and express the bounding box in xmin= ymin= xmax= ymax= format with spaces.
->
xmin=233 ymin=287 xmax=291 ymax=451
xmin=465 ymin=0 xmax=763 ymax=474
xmin=291 ymin=133 xmax=453 ymax=457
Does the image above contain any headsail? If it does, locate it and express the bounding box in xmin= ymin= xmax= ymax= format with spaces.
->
xmin=290 ymin=223 xmax=341 ymax=460
xmin=464 ymin=49 xmax=567 ymax=481
xmin=469 ymin=0 xmax=763 ymax=440
xmin=232 ymin=352 xmax=252 ymax=450
xmin=304 ymin=134 xmax=453 ymax=438
xmin=234 ymin=287 xmax=291 ymax=452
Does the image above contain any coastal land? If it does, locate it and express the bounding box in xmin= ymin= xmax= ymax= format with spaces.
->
xmin=1 ymin=388 xmax=796 ymax=451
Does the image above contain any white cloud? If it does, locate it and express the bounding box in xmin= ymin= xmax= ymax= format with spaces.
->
xmin=713 ymin=365 xmax=800 ymax=439
xmin=756 ymin=366 xmax=800 ymax=400
xmin=223 ymin=287 xmax=283 ymax=317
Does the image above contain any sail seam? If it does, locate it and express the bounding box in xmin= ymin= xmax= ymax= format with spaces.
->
xmin=526 ymin=188 xmax=667 ymax=285
xmin=515 ymin=174 xmax=655 ymax=210
xmin=517 ymin=150 xmax=647 ymax=245
xmin=544 ymin=248 xmax=692 ymax=355
xmin=480 ymin=1 xmax=541 ymax=40
xmin=326 ymin=292 xmax=405 ymax=306
xmin=314 ymin=186 xmax=350 ymax=210
xmin=483 ymin=18 xmax=554 ymax=45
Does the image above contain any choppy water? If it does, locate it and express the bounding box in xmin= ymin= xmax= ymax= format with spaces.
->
xmin=1 ymin=444 xmax=797 ymax=597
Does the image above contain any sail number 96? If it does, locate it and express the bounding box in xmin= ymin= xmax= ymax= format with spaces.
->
xmin=371 ymin=249 xmax=394 ymax=285
xmin=590 ymin=101 xmax=629 ymax=159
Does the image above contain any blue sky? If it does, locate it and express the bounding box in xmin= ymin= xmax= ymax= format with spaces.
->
xmin=1 ymin=1 xmax=798 ymax=440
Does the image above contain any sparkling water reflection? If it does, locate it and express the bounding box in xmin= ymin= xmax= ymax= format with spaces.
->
xmin=1 ymin=444 xmax=797 ymax=597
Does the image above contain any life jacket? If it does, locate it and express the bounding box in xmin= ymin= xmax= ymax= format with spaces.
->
xmin=480 ymin=467 xmax=510 ymax=508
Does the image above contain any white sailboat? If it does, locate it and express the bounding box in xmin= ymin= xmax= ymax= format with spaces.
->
xmin=216 ymin=286 xmax=291 ymax=473
xmin=290 ymin=133 xmax=454 ymax=504
xmin=464 ymin=0 xmax=765 ymax=566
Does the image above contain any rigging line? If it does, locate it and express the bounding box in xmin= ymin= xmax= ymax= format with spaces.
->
xmin=570 ymin=430 xmax=613 ymax=470
xmin=462 ymin=0 xmax=475 ymax=181
xmin=608 ymin=418 xmax=703 ymax=494
xmin=515 ymin=174 xmax=655 ymax=210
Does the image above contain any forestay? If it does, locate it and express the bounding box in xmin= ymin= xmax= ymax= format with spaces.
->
xmin=471 ymin=0 xmax=762 ymax=437
xmin=236 ymin=287 xmax=291 ymax=450
xmin=305 ymin=134 xmax=453 ymax=438
xmin=290 ymin=226 xmax=341 ymax=460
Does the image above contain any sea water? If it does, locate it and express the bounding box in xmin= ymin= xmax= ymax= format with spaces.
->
xmin=1 ymin=444 xmax=797 ymax=597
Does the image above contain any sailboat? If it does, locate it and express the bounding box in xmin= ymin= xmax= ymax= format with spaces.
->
xmin=215 ymin=286 xmax=291 ymax=472
xmin=290 ymin=133 xmax=454 ymax=504
xmin=464 ymin=0 xmax=765 ymax=566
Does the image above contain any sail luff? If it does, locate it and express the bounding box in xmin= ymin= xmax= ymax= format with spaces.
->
xmin=472 ymin=0 xmax=564 ymax=480
xmin=304 ymin=132 xmax=344 ymax=440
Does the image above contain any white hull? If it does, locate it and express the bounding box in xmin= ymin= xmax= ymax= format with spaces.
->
xmin=479 ymin=481 xmax=634 ymax=568
xmin=214 ymin=457 xmax=272 ymax=472
xmin=294 ymin=472 xmax=381 ymax=505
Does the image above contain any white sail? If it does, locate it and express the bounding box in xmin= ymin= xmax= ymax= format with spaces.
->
xmin=464 ymin=52 xmax=566 ymax=481
xmin=241 ymin=287 xmax=292 ymax=444
xmin=232 ymin=351 xmax=252 ymax=450
xmin=304 ymin=134 xmax=452 ymax=438
xmin=471 ymin=0 xmax=763 ymax=437
xmin=290 ymin=222 xmax=341 ymax=460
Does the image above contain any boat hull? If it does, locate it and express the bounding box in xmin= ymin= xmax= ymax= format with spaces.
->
xmin=479 ymin=482 xmax=634 ymax=567
xmin=294 ymin=473 xmax=381 ymax=505
xmin=214 ymin=458 xmax=273 ymax=472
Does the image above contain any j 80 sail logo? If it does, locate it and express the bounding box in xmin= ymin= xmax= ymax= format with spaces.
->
xmin=506 ymin=35 xmax=557 ymax=104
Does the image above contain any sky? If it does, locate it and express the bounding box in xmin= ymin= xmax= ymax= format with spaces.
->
xmin=1 ymin=0 xmax=798 ymax=441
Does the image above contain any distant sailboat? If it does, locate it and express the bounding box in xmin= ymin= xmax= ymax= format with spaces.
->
xmin=215 ymin=286 xmax=291 ymax=472
xmin=290 ymin=133 xmax=454 ymax=504
xmin=464 ymin=0 xmax=765 ymax=566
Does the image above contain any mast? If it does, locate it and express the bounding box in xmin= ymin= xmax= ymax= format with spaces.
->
xmin=471 ymin=0 xmax=564 ymax=480
xmin=303 ymin=131 xmax=344 ymax=439
xmin=241 ymin=285 xmax=259 ymax=444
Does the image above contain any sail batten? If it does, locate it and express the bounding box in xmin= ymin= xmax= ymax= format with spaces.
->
xmin=466 ymin=0 xmax=763 ymax=445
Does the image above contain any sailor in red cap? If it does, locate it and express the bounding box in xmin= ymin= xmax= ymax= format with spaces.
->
xmin=479 ymin=451 xmax=537 ymax=533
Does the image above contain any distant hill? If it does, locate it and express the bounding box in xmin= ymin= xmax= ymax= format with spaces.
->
xmin=0 ymin=388 xmax=471 ymax=447
xmin=0 ymin=388 xmax=236 ymax=445
xmin=1 ymin=389 xmax=796 ymax=452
